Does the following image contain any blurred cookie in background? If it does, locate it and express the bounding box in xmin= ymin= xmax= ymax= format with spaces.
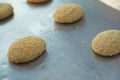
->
xmin=53 ymin=3 xmax=83 ymax=23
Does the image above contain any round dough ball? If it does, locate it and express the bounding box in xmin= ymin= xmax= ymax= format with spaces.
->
xmin=27 ymin=0 xmax=49 ymax=4
xmin=0 ymin=3 xmax=13 ymax=20
xmin=91 ymin=30 xmax=120 ymax=56
xmin=53 ymin=3 xmax=83 ymax=23
xmin=8 ymin=36 xmax=46 ymax=63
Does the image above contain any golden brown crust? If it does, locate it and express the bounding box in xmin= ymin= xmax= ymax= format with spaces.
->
xmin=27 ymin=0 xmax=49 ymax=4
xmin=8 ymin=36 xmax=46 ymax=63
xmin=53 ymin=3 xmax=83 ymax=23
xmin=0 ymin=3 xmax=13 ymax=20
xmin=91 ymin=30 xmax=120 ymax=56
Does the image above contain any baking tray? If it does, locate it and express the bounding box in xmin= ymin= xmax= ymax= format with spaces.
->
xmin=0 ymin=0 xmax=120 ymax=80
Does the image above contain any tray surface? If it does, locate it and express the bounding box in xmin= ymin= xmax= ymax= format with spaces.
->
xmin=0 ymin=0 xmax=120 ymax=80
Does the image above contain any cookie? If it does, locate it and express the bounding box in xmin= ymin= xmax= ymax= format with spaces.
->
xmin=27 ymin=0 xmax=49 ymax=4
xmin=91 ymin=30 xmax=120 ymax=56
xmin=8 ymin=36 xmax=46 ymax=63
xmin=0 ymin=3 xmax=13 ymax=20
xmin=53 ymin=3 xmax=83 ymax=23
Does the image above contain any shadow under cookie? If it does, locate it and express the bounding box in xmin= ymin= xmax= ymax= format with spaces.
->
xmin=8 ymin=50 xmax=47 ymax=71
xmin=0 ymin=13 xmax=14 ymax=25
xmin=27 ymin=0 xmax=52 ymax=5
xmin=54 ymin=16 xmax=85 ymax=31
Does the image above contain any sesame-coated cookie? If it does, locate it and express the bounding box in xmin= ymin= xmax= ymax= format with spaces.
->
xmin=53 ymin=3 xmax=83 ymax=23
xmin=27 ymin=0 xmax=49 ymax=4
xmin=91 ymin=30 xmax=120 ymax=56
xmin=0 ymin=3 xmax=13 ymax=20
xmin=8 ymin=36 xmax=46 ymax=63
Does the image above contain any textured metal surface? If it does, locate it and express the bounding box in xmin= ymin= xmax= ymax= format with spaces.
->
xmin=0 ymin=0 xmax=120 ymax=80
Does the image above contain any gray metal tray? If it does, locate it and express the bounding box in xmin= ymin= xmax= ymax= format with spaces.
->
xmin=0 ymin=0 xmax=120 ymax=80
